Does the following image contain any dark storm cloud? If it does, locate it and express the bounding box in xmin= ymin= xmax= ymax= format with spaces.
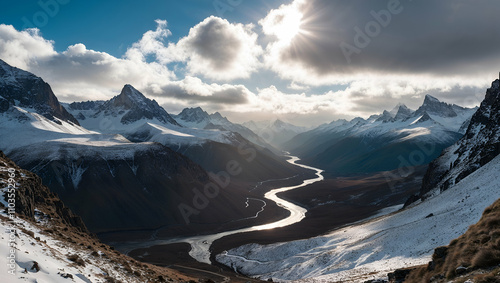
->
xmin=280 ymin=0 xmax=500 ymax=77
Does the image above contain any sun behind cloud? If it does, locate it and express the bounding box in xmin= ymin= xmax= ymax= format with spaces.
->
xmin=260 ymin=3 xmax=304 ymax=44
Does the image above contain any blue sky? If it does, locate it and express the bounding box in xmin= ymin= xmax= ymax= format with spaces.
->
xmin=4 ymin=0 xmax=287 ymax=55
xmin=1 ymin=1 xmax=499 ymax=126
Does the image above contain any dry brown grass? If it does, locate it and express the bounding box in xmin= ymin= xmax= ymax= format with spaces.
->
xmin=475 ymin=273 xmax=500 ymax=283
xmin=472 ymin=249 xmax=500 ymax=268
xmin=67 ymin=254 xmax=86 ymax=266
xmin=405 ymin=198 xmax=500 ymax=282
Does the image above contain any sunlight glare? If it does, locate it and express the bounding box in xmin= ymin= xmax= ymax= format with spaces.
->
xmin=276 ymin=10 xmax=303 ymax=43
xmin=262 ymin=6 xmax=304 ymax=44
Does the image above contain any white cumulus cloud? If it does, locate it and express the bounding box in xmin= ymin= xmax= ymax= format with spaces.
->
xmin=172 ymin=16 xmax=263 ymax=81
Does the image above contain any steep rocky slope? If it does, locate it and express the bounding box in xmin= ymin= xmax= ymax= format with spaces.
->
xmin=0 ymin=59 xmax=78 ymax=124
xmin=0 ymin=150 xmax=195 ymax=282
xmin=419 ymin=79 xmax=500 ymax=198
xmin=71 ymin=84 xmax=180 ymax=126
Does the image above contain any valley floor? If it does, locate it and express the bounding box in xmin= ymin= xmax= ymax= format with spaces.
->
xmin=125 ymin=168 xmax=421 ymax=275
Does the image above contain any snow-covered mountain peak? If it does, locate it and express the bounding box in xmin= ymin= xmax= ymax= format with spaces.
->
xmin=0 ymin=60 xmax=79 ymax=125
xmin=394 ymin=104 xmax=414 ymax=120
xmin=170 ymin=107 xmax=276 ymax=150
xmin=376 ymin=110 xmax=394 ymax=122
xmin=0 ymin=59 xmax=37 ymax=82
xmin=416 ymin=94 xmax=458 ymax=118
xmin=109 ymin=84 xmax=151 ymax=110
xmin=176 ymin=107 xmax=210 ymax=124
xmin=81 ymin=84 xmax=180 ymax=126
xmin=272 ymin=119 xmax=288 ymax=128
xmin=423 ymin=94 xmax=440 ymax=104
xmin=389 ymin=103 xmax=407 ymax=116
xmin=209 ymin=111 xmax=224 ymax=120
xmin=68 ymin=100 xmax=104 ymax=111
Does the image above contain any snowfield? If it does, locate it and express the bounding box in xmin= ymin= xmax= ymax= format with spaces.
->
xmin=64 ymin=100 xmax=245 ymax=147
xmin=125 ymin=122 xmax=242 ymax=147
xmin=0 ymin=106 xmax=168 ymax=167
xmin=216 ymin=154 xmax=500 ymax=282
xmin=0 ymin=215 xmax=109 ymax=283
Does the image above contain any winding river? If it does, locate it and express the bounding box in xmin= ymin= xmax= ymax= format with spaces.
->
xmin=117 ymin=156 xmax=324 ymax=264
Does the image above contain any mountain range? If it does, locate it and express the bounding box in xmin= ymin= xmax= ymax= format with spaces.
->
xmin=172 ymin=107 xmax=275 ymax=150
xmin=64 ymin=84 xmax=303 ymax=184
xmin=284 ymin=95 xmax=476 ymax=176
xmin=0 ymin=59 xmax=303 ymax=236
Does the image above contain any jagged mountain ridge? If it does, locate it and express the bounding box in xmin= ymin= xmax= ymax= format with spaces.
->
xmin=66 ymin=87 xmax=262 ymax=148
xmin=415 ymin=94 xmax=465 ymax=118
xmin=69 ymin=84 xmax=179 ymax=126
xmin=66 ymin=86 xmax=303 ymax=184
xmin=175 ymin=107 xmax=213 ymax=125
xmin=0 ymin=59 xmax=78 ymax=125
xmin=394 ymin=104 xmax=413 ymax=120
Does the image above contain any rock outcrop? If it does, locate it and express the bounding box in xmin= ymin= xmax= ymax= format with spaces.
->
xmin=0 ymin=150 xmax=88 ymax=233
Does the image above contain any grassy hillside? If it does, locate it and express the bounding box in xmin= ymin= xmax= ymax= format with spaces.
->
xmin=405 ymin=198 xmax=500 ymax=282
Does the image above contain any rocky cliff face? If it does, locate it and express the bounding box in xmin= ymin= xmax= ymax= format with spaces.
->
xmin=420 ymin=79 xmax=500 ymax=198
xmin=0 ymin=59 xmax=79 ymax=125
xmin=8 ymin=140 xmax=258 ymax=234
xmin=414 ymin=94 xmax=464 ymax=118
xmin=0 ymin=150 xmax=88 ymax=233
